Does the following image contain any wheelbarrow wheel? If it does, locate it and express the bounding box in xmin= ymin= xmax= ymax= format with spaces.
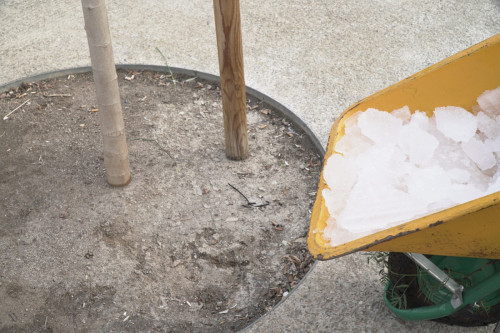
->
xmin=387 ymin=252 xmax=500 ymax=326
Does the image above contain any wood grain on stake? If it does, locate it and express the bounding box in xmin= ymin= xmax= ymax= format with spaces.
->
xmin=81 ymin=0 xmax=131 ymax=186
xmin=214 ymin=0 xmax=249 ymax=160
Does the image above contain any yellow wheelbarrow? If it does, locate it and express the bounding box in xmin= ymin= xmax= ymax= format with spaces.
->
xmin=308 ymin=33 xmax=500 ymax=326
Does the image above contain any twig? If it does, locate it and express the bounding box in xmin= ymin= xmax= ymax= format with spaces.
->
xmin=8 ymin=312 xmax=17 ymax=322
xmin=4 ymin=99 xmax=30 ymax=120
xmin=132 ymin=137 xmax=174 ymax=160
xmin=463 ymin=259 xmax=500 ymax=280
xmin=43 ymin=93 xmax=72 ymax=97
xmin=228 ymin=183 xmax=270 ymax=208
xmin=228 ymin=183 xmax=253 ymax=205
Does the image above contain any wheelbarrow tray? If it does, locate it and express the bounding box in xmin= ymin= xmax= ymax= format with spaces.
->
xmin=308 ymin=33 xmax=500 ymax=260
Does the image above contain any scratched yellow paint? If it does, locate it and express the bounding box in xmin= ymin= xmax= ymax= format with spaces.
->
xmin=308 ymin=33 xmax=500 ymax=260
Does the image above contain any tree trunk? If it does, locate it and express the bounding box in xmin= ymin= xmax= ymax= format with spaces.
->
xmin=81 ymin=0 xmax=131 ymax=186
xmin=213 ymin=0 xmax=249 ymax=160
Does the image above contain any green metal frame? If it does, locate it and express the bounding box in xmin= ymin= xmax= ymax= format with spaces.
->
xmin=384 ymin=256 xmax=500 ymax=321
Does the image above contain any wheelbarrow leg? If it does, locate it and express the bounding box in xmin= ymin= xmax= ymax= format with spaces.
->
xmin=405 ymin=253 xmax=464 ymax=309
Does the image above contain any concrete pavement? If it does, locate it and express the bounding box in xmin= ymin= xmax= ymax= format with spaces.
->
xmin=1 ymin=1 xmax=499 ymax=332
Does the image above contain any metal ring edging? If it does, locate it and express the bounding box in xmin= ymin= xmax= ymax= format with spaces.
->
xmin=0 ymin=64 xmax=325 ymax=158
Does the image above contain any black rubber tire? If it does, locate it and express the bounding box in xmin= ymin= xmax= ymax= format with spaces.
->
xmin=387 ymin=252 xmax=500 ymax=326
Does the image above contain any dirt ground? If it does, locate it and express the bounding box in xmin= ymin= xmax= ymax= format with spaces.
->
xmin=0 ymin=70 xmax=322 ymax=332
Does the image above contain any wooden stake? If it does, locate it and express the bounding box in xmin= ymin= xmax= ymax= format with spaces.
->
xmin=81 ymin=0 xmax=131 ymax=186
xmin=213 ymin=0 xmax=249 ymax=160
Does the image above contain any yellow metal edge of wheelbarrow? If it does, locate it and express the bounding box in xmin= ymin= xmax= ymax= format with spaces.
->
xmin=308 ymin=33 xmax=500 ymax=260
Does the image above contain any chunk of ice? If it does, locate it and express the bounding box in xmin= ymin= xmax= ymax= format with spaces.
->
xmin=410 ymin=111 xmax=431 ymax=130
xmin=434 ymin=106 xmax=477 ymax=142
xmin=336 ymin=183 xmax=425 ymax=234
xmin=322 ymin=154 xmax=357 ymax=216
xmin=487 ymin=174 xmax=500 ymax=195
xmin=407 ymin=166 xmax=452 ymax=204
xmin=335 ymin=132 xmax=373 ymax=155
xmin=343 ymin=111 xmax=362 ymax=134
xmin=446 ymin=183 xmax=485 ymax=205
xmin=357 ymin=108 xmax=403 ymax=144
xmin=391 ymin=106 xmax=411 ymax=124
xmin=433 ymin=137 xmax=473 ymax=173
xmin=485 ymin=137 xmax=500 ymax=153
xmin=477 ymin=86 xmax=500 ymax=117
xmin=448 ymin=168 xmax=470 ymax=184
xmin=321 ymin=90 xmax=500 ymax=247
xmin=398 ymin=123 xmax=439 ymax=166
xmin=476 ymin=111 xmax=498 ymax=139
xmin=461 ymin=137 xmax=497 ymax=171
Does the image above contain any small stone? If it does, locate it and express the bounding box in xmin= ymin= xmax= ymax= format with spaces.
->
xmin=193 ymin=185 xmax=203 ymax=196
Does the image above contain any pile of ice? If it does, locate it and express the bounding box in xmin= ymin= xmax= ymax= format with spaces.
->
xmin=322 ymin=86 xmax=500 ymax=246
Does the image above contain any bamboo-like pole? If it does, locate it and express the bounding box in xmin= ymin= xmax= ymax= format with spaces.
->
xmin=81 ymin=0 xmax=131 ymax=186
xmin=213 ymin=0 xmax=249 ymax=160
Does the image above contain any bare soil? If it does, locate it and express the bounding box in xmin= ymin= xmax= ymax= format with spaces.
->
xmin=0 ymin=70 xmax=322 ymax=332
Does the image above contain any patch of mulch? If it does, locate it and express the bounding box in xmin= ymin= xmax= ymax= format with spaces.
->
xmin=0 ymin=69 xmax=321 ymax=332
